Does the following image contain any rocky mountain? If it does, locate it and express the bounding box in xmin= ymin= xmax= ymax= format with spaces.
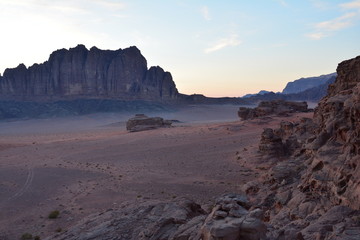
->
xmin=242 ymin=90 xmax=272 ymax=98
xmin=282 ymin=72 xmax=336 ymax=94
xmin=0 ymin=45 xmax=178 ymax=101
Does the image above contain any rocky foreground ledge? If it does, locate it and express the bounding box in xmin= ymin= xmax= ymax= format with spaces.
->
xmin=44 ymin=194 xmax=266 ymax=240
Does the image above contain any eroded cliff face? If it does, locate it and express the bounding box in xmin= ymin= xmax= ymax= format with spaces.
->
xmin=250 ymin=55 xmax=360 ymax=239
xmin=307 ymin=56 xmax=360 ymax=209
xmin=0 ymin=45 xmax=179 ymax=101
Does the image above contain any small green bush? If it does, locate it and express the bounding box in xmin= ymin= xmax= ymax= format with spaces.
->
xmin=48 ymin=210 xmax=60 ymax=219
xmin=21 ymin=233 xmax=33 ymax=240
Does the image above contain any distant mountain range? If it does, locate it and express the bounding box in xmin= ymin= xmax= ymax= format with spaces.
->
xmin=242 ymin=73 xmax=337 ymax=103
xmin=282 ymin=73 xmax=336 ymax=94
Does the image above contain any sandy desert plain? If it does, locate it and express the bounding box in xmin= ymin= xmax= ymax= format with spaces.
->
xmin=0 ymin=104 xmax=312 ymax=239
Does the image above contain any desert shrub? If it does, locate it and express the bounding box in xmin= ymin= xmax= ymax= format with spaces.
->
xmin=48 ymin=210 xmax=60 ymax=219
xmin=21 ymin=233 xmax=33 ymax=240
xmin=34 ymin=236 xmax=40 ymax=240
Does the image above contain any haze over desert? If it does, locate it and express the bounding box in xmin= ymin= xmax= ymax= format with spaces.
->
xmin=0 ymin=105 xmax=302 ymax=238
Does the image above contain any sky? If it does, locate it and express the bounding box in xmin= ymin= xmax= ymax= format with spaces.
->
xmin=0 ymin=0 xmax=359 ymax=97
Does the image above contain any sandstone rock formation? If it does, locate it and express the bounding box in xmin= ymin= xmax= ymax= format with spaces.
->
xmin=200 ymin=194 xmax=266 ymax=240
xmin=258 ymin=128 xmax=285 ymax=157
xmin=0 ymin=45 xmax=178 ymax=101
xmin=45 ymin=194 xmax=267 ymax=240
xmin=126 ymin=114 xmax=172 ymax=132
xmin=251 ymin=55 xmax=360 ymax=239
xmin=238 ymin=100 xmax=309 ymax=120
xmin=44 ymin=200 xmax=206 ymax=240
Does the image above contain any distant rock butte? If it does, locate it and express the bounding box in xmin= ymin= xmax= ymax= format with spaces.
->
xmin=238 ymin=100 xmax=309 ymax=120
xmin=0 ymin=45 xmax=178 ymax=101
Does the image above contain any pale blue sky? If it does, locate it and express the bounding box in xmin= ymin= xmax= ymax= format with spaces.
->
xmin=0 ymin=0 xmax=359 ymax=96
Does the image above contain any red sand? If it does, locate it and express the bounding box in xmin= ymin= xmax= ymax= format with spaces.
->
xmin=0 ymin=107 xmax=312 ymax=239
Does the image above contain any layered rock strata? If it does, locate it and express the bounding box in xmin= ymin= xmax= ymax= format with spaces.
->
xmin=45 ymin=194 xmax=266 ymax=240
xmin=0 ymin=45 xmax=178 ymax=101
xmin=252 ymin=55 xmax=360 ymax=239
xmin=126 ymin=114 xmax=172 ymax=132
xmin=238 ymin=100 xmax=309 ymax=120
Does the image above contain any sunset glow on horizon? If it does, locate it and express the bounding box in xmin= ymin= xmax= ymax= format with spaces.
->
xmin=0 ymin=0 xmax=359 ymax=97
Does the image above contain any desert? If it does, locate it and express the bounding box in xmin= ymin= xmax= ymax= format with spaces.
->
xmin=0 ymin=105 xmax=309 ymax=239
xmin=1 ymin=1 xmax=359 ymax=238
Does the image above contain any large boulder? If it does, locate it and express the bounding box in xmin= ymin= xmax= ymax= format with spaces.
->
xmin=200 ymin=194 xmax=266 ymax=240
xmin=126 ymin=114 xmax=172 ymax=132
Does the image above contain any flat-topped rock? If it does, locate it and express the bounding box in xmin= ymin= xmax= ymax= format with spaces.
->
xmin=126 ymin=114 xmax=172 ymax=132
xmin=238 ymin=100 xmax=309 ymax=120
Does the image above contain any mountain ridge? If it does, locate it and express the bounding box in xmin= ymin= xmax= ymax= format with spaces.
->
xmin=0 ymin=44 xmax=178 ymax=101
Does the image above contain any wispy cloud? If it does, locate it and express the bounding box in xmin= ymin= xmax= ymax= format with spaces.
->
xmin=204 ymin=34 xmax=241 ymax=53
xmin=91 ymin=0 xmax=126 ymax=11
xmin=341 ymin=0 xmax=360 ymax=9
xmin=309 ymin=0 xmax=330 ymax=10
xmin=307 ymin=0 xmax=360 ymax=40
xmin=315 ymin=12 xmax=356 ymax=31
xmin=306 ymin=32 xmax=327 ymax=40
xmin=274 ymin=0 xmax=288 ymax=7
xmin=200 ymin=6 xmax=211 ymax=21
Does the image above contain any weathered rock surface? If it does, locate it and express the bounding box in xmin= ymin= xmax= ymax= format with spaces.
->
xmin=251 ymin=55 xmax=360 ymax=239
xmin=259 ymin=128 xmax=285 ymax=157
xmin=200 ymin=194 xmax=266 ymax=240
xmin=44 ymin=200 xmax=206 ymax=240
xmin=0 ymin=45 xmax=178 ymax=101
xmin=126 ymin=114 xmax=172 ymax=132
xmin=238 ymin=100 xmax=309 ymax=120
xmin=44 ymin=194 xmax=267 ymax=240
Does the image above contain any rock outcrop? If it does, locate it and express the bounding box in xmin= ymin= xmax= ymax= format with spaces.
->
xmin=44 ymin=200 xmax=206 ymax=240
xmin=200 ymin=194 xmax=266 ymax=240
xmin=258 ymin=128 xmax=285 ymax=157
xmin=251 ymin=55 xmax=360 ymax=239
xmin=126 ymin=114 xmax=172 ymax=132
xmin=44 ymin=194 xmax=267 ymax=240
xmin=238 ymin=100 xmax=309 ymax=120
xmin=0 ymin=45 xmax=178 ymax=101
